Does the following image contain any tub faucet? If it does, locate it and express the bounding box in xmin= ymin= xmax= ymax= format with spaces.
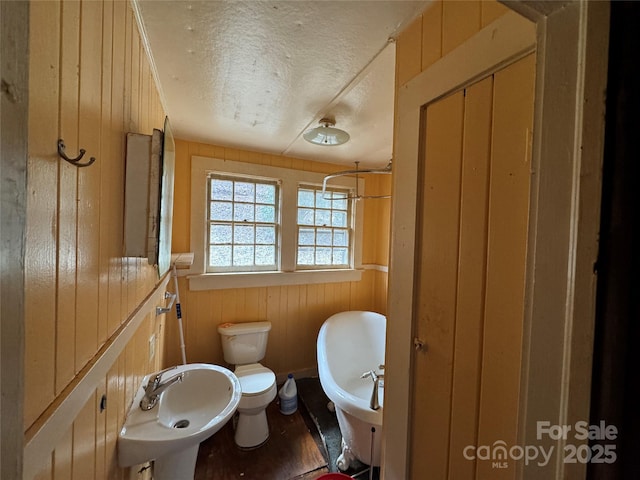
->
xmin=361 ymin=369 xmax=384 ymax=411
xmin=139 ymin=366 xmax=184 ymax=411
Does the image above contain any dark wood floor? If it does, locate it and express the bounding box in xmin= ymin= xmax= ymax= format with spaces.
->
xmin=195 ymin=401 xmax=330 ymax=479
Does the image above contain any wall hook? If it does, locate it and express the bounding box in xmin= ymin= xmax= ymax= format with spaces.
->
xmin=57 ymin=139 xmax=96 ymax=167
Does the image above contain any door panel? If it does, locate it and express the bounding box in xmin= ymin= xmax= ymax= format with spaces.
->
xmin=410 ymin=53 xmax=535 ymax=479
xmin=449 ymin=75 xmax=494 ymax=479
xmin=476 ymin=53 xmax=535 ymax=480
xmin=411 ymin=90 xmax=465 ymax=479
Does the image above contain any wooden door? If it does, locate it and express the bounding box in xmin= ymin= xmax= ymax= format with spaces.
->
xmin=410 ymin=53 xmax=535 ymax=479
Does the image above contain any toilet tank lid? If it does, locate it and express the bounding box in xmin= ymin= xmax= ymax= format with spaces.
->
xmin=218 ymin=321 xmax=272 ymax=335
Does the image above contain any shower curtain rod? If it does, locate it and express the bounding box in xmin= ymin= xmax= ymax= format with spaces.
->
xmin=322 ymin=160 xmax=392 ymax=200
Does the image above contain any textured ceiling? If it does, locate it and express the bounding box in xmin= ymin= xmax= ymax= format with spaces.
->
xmin=135 ymin=0 xmax=428 ymax=167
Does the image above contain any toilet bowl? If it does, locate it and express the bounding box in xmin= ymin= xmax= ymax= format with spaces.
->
xmin=233 ymin=363 xmax=277 ymax=448
xmin=217 ymin=321 xmax=277 ymax=449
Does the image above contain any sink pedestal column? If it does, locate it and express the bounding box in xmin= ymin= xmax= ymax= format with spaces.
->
xmin=153 ymin=444 xmax=199 ymax=480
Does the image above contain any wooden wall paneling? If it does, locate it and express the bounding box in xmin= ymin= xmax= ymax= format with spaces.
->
xmin=112 ymin=0 xmax=127 ymax=328
xmin=285 ymin=285 xmax=299 ymax=370
xmin=72 ymin=393 xmax=97 ymax=480
xmin=156 ymin=316 xmax=166 ymax=370
xmin=306 ymin=284 xmax=321 ymax=364
xmin=476 ymin=53 xmax=535 ymax=480
xmin=192 ymin=290 xmax=216 ymax=364
xmin=243 ymin=288 xmax=257 ymax=319
xmin=208 ymin=289 xmax=224 ymax=365
xmin=181 ymin=283 xmax=202 ymax=365
xmin=24 ymin=0 xmax=171 ymax=474
xmin=340 ymin=281 xmax=352 ymax=312
xmin=172 ymin=141 xmax=191 ymax=252
xmin=124 ymin=10 xmax=138 ymax=316
xmin=297 ymin=285 xmax=309 ymax=371
xmin=358 ymin=271 xmax=375 ymax=311
xmin=258 ymin=287 xmax=268 ymax=320
xmin=140 ymin=56 xmax=150 ymax=134
xmin=124 ymin=341 xmax=136 ymax=414
xmin=105 ymin=360 xmax=120 ymax=478
xmin=375 ymin=271 xmax=388 ymax=314
xmin=280 ymin=286 xmax=292 ymax=370
xmin=448 ymin=76 xmax=493 ymax=479
xmin=481 ymin=0 xmax=510 ymax=28
xmin=196 ymin=141 xmax=217 ymax=159
xmin=98 ymin=0 xmax=114 ymax=347
xmin=376 ymin=176 xmax=392 ymax=265
xmin=31 ymin=455 xmax=52 ymax=480
xmin=349 ymin=277 xmax=363 ymax=312
xmin=362 ymin=198 xmax=376 ymax=265
xmin=109 ymin=0 xmax=126 ymax=337
xmin=116 ymin=354 xmax=127 ymax=475
xmin=314 ymin=284 xmax=327 ymax=327
xmin=396 ymin=15 xmax=423 ymax=87
xmin=123 ymin=3 xmax=133 ymax=132
xmin=305 ymin=283 xmax=318 ymax=325
xmin=291 ymin=157 xmax=307 ymax=171
xmin=135 ymin=265 xmax=145 ymax=312
xmin=130 ymin=21 xmax=141 ymax=132
xmin=57 ymin=0 xmax=80 ymax=395
xmin=222 ymin=144 xmax=240 ymax=160
xmin=139 ymin=318 xmax=151 ymax=386
xmin=410 ymin=90 xmax=464 ymax=479
xmin=24 ymin=0 xmax=60 ymax=429
xmin=302 ymin=285 xmax=317 ymax=369
xmin=54 ymin=425 xmax=73 ymax=480
xmin=325 ymin=283 xmax=337 ymax=321
xmin=265 ymin=286 xmax=282 ymax=373
xmin=421 ymin=0 xmax=443 ymax=71
xmin=442 ymin=1 xmax=481 ymax=56
xmin=123 ymin=259 xmax=136 ymax=321
xmin=75 ymin=0 xmax=103 ymax=369
xmin=95 ymin=379 xmax=107 ymax=478
xmin=162 ymin=278 xmax=181 ymax=366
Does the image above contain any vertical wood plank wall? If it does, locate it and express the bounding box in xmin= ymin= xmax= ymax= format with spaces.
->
xmin=409 ymin=55 xmax=535 ymax=479
xmin=412 ymin=91 xmax=466 ymax=480
xmin=166 ymin=140 xmax=391 ymax=372
xmin=393 ymin=1 xmax=535 ymax=478
xmin=26 ymin=1 xmax=167 ymax=478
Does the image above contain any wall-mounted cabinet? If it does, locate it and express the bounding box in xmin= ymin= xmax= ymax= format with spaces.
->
xmin=124 ymin=117 xmax=175 ymax=277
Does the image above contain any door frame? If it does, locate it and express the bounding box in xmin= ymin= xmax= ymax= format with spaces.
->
xmin=383 ymin=2 xmax=610 ymax=479
xmin=0 ymin=1 xmax=29 ymax=479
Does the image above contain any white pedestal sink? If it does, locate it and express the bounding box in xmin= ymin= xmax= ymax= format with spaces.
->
xmin=118 ymin=363 xmax=241 ymax=479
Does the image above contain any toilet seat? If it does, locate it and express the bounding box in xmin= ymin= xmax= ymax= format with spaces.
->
xmin=235 ymin=364 xmax=276 ymax=397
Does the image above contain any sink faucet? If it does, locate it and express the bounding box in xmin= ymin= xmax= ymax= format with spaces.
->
xmin=361 ymin=366 xmax=385 ymax=411
xmin=139 ymin=366 xmax=184 ymax=411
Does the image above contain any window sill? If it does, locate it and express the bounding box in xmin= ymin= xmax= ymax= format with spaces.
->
xmin=187 ymin=269 xmax=364 ymax=291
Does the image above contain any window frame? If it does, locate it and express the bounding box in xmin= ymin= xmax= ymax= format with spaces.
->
xmin=295 ymin=183 xmax=354 ymax=270
xmin=206 ymin=173 xmax=281 ymax=273
xmin=188 ymin=156 xmax=364 ymax=290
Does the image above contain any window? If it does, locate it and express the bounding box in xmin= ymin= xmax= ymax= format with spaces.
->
xmin=207 ymin=175 xmax=279 ymax=272
xmin=190 ymin=156 xmax=364 ymax=290
xmin=297 ymin=186 xmax=351 ymax=268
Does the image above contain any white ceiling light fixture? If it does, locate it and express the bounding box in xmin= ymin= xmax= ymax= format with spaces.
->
xmin=303 ymin=118 xmax=350 ymax=146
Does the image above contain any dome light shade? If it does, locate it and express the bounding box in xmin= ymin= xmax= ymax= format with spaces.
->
xmin=303 ymin=118 xmax=350 ymax=146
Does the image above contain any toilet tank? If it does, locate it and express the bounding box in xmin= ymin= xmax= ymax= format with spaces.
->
xmin=218 ymin=321 xmax=271 ymax=365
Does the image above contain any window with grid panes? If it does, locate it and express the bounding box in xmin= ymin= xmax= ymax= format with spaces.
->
xmin=207 ymin=174 xmax=279 ymax=272
xmin=296 ymin=185 xmax=352 ymax=268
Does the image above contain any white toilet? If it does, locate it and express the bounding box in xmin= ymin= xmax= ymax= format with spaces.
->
xmin=217 ymin=321 xmax=277 ymax=449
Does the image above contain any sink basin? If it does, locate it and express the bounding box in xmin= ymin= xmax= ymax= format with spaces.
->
xmin=118 ymin=363 xmax=241 ymax=477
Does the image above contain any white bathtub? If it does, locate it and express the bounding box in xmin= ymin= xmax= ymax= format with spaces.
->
xmin=317 ymin=311 xmax=386 ymax=470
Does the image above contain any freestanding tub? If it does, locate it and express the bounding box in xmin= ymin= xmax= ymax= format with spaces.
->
xmin=317 ymin=311 xmax=386 ymax=470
